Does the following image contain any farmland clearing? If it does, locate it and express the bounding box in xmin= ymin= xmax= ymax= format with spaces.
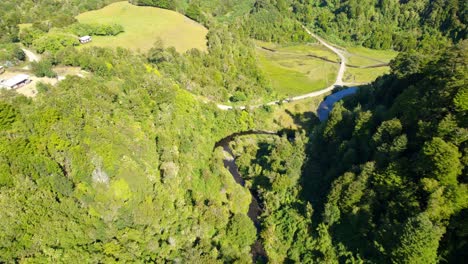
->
xmin=76 ymin=1 xmax=208 ymax=53
xmin=255 ymin=41 xmax=339 ymax=97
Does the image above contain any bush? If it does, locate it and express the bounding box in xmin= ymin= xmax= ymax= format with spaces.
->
xmin=19 ymin=27 xmax=45 ymax=47
xmin=230 ymin=91 xmax=247 ymax=102
xmin=0 ymin=44 xmax=25 ymax=63
xmin=68 ymin=23 xmax=124 ymax=37
xmin=32 ymin=33 xmax=79 ymax=54
xmin=31 ymin=60 xmax=57 ymax=78
xmin=132 ymin=0 xmax=176 ymax=10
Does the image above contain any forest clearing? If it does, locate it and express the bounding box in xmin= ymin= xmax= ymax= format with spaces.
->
xmin=76 ymin=1 xmax=208 ymax=52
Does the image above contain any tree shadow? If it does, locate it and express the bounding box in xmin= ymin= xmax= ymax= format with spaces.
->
xmin=284 ymin=109 xmax=320 ymax=132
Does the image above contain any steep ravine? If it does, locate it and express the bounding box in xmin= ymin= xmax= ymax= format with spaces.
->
xmin=214 ymin=88 xmax=358 ymax=262
xmin=214 ymin=130 xmax=277 ymax=262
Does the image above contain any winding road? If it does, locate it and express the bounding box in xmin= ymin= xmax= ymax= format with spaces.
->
xmin=216 ymin=26 xmax=348 ymax=110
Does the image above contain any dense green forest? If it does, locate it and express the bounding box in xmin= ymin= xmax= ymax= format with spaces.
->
xmin=1 ymin=46 xmax=261 ymax=261
xmin=0 ymin=0 xmax=467 ymax=263
xmin=303 ymin=40 xmax=467 ymax=263
xmin=131 ymin=0 xmax=466 ymax=50
xmin=228 ymin=40 xmax=467 ymax=263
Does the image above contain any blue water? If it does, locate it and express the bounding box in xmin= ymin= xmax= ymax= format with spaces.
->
xmin=317 ymin=87 xmax=358 ymax=121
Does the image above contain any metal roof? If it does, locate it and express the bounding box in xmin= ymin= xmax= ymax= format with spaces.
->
xmin=79 ymin=36 xmax=91 ymax=41
xmin=2 ymin=74 xmax=30 ymax=88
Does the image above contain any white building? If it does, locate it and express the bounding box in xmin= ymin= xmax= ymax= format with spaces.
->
xmin=1 ymin=74 xmax=31 ymax=89
xmin=79 ymin=36 xmax=92 ymax=44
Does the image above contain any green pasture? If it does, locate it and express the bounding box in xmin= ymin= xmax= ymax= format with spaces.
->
xmin=76 ymin=1 xmax=208 ymax=53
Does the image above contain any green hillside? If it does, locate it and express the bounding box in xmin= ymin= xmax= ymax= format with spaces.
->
xmin=0 ymin=0 xmax=466 ymax=263
xmin=76 ymin=1 xmax=208 ymax=52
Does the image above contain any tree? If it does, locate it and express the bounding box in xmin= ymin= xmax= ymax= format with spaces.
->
xmin=31 ymin=59 xmax=57 ymax=78
xmin=391 ymin=214 xmax=444 ymax=264
xmin=419 ymin=137 xmax=462 ymax=185
xmin=185 ymin=2 xmax=202 ymax=22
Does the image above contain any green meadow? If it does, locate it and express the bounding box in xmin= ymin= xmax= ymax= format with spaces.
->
xmin=345 ymin=46 xmax=398 ymax=66
xmin=255 ymin=41 xmax=339 ymax=97
xmin=342 ymin=46 xmax=398 ymax=83
xmin=76 ymin=1 xmax=208 ymax=53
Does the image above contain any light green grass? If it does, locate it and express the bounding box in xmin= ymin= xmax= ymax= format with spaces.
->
xmin=344 ymin=67 xmax=391 ymax=83
xmin=76 ymin=1 xmax=208 ymax=53
xmin=345 ymin=46 xmax=398 ymax=67
xmin=255 ymin=41 xmax=338 ymax=97
xmin=279 ymin=44 xmax=339 ymax=61
xmin=18 ymin=23 xmax=32 ymax=30
xmin=341 ymin=46 xmax=397 ymax=83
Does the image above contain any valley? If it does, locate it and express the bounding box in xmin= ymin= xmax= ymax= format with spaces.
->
xmin=0 ymin=0 xmax=465 ymax=263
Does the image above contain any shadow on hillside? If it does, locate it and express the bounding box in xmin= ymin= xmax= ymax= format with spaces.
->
xmin=284 ymin=109 xmax=320 ymax=132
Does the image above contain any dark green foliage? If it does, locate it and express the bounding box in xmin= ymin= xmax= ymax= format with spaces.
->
xmin=19 ymin=27 xmax=46 ymax=47
xmin=419 ymin=138 xmax=462 ymax=185
xmin=304 ymin=41 xmax=467 ymax=262
xmin=68 ymin=23 xmax=124 ymax=37
xmin=295 ymin=0 xmax=466 ymax=50
xmin=391 ymin=214 xmax=444 ymax=264
xmin=131 ymin=0 xmax=177 ymax=10
xmin=0 ymin=43 xmax=25 ymax=64
xmin=241 ymin=4 xmax=313 ymax=43
xmin=0 ymin=0 xmax=465 ymax=262
xmin=185 ymin=2 xmax=202 ymax=22
xmin=222 ymin=213 xmax=257 ymax=258
xmin=32 ymin=34 xmax=79 ymax=54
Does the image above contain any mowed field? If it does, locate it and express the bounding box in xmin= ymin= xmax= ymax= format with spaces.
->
xmin=256 ymin=41 xmax=339 ymax=97
xmin=76 ymin=1 xmax=208 ymax=53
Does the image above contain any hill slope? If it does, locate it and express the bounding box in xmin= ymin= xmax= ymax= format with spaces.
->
xmin=76 ymin=1 xmax=208 ymax=52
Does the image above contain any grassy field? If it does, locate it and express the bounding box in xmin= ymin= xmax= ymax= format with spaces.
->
xmin=255 ymin=41 xmax=338 ymax=97
xmin=345 ymin=46 xmax=398 ymax=67
xmin=344 ymin=67 xmax=391 ymax=83
xmin=340 ymin=46 xmax=398 ymax=83
xmin=76 ymin=1 xmax=208 ymax=53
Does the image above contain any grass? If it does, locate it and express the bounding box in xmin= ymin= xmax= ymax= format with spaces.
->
xmin=76 ymin=1 xmax=208 ymax=53
xmin=18 ymin=23 xmax=32 ymax=30
xmin=278 ymin=44 xmax=339 ymax=61
xmin=344 ymin=67 xmax=391 ymax=83
xmin=255 ymin=41 xmax=338 ymax=97
xmin=345 ymin=46 xmax=398 ymax=67
xmin=340 ymin=46 xmax=398 ymax=83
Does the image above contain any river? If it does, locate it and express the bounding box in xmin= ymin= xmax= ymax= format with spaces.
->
xmin=214 ymin=87 xmax=358 ymax=262
xmin=214 ymin=130 xmax=277 ymax=263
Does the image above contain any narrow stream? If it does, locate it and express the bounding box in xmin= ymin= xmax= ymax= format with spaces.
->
xmin=317 ymin=87 xmax=358 ymax=121
xmin=214 ymin=88 xmax=358 ymax=262
xmin=214 ymin=130 xmax=277 ymax=263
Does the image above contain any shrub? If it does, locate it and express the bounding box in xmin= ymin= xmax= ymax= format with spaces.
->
xmin=32 ymin=33 xmax=79 ymax=54
xmin=0 ymin=43 xmax=25 ymax=63
xmin=68 ymin=23 xmax=124 ymax=37
xmin=31 ymin=60 xmax=57 ymax=78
